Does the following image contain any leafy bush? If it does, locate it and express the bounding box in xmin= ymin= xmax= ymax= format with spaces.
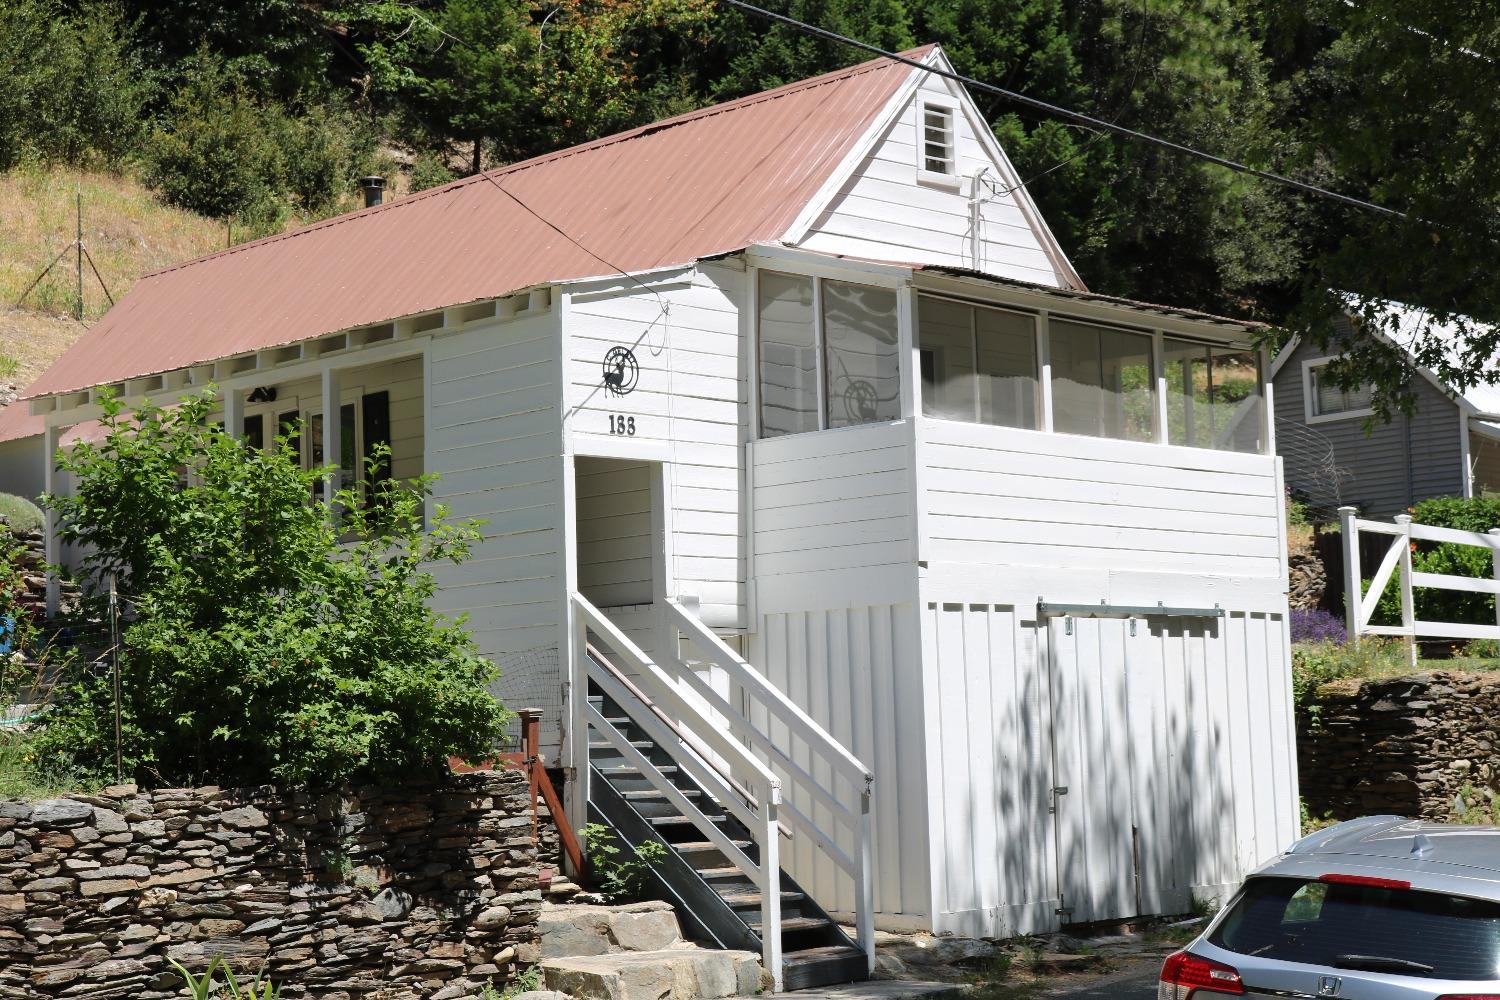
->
xmin=582 ymin=822 xmax=667 ymax=901
xmin=0 ymin=493 xmax=43 ymax=535
xmin=1364 ymin=497 xmax=1500 ymax=628
xmin=33 ymin=390 xmax=509 ymax=787
xmin=1291 ymin=638 xmax=1410 ymax=707
xmin=1290 ymin=608 xmax=1346 ymax=645
xmin=172 ymin=956 xmax=279 ymax=1000
xmin=409 ymin=153 xmax=456 ymax=193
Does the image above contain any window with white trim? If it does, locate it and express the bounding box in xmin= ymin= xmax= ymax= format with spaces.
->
xmin=1307 ymin=361 xmax=1373 ymax=419
xmin=920 ymin=102 xmax=955 ymax=177
xmin=756 ymin=271 xmax=900 ymax=437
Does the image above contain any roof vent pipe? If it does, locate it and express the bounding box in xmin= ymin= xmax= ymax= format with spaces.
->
xmin=359 ymin=176 xmax=386 ymax=208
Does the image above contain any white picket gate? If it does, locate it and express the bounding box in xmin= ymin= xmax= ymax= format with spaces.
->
xmin=1339 ymin=506 xmax=1500 ymax=651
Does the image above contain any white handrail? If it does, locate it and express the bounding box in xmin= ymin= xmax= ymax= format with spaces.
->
xmin=663 ymin=596 xmax=876 ymax=975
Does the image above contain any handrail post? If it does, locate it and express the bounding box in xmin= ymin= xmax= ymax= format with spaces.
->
xmin=856 ymin=781 xmax=875 ymax=973
xmin=1488 ymin=528 xmax=1500 ymax=630
xmin=1396 ymin=514 xmax=1416 ymax=668
xmin=1339 ymin=506 xmax=1361 ymax=645
xmin=761 ymin=796 xmax=783 ymax=993
xmin=566 ymin=597 xmax=590 ymax=858
xmin=519 ymin=707 xmax=543 ymax=845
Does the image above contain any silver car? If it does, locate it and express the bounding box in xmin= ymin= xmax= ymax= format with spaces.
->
xmin=1160 ymin=816 xmax=1500 ymax=999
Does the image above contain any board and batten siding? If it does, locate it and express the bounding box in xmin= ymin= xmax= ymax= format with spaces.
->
xmin=1272 ymin=321 xmax=1463 ymax=517
xmin=749 ymin=603 xmax=931 ymax=928
xmin=919 ymin=419 xmax=1284 ymax=580
xmin=795 ymin=74 xmax=1070 ymax=288
xmin=426 ymin=307 xmax=565 ymax=746
xmin=563 ymin=263 xmax=747 ymax=629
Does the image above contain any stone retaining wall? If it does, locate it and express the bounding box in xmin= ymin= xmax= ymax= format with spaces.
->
xmin=0 ymin=771 xmax=541 ymax=999
xmin=1299 ymin=670 xmax=1500 ymax=822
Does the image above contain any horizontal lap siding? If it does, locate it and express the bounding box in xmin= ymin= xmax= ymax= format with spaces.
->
xmin=428 ymin=311 xmax=564 ymax=748
xmin=574 ymin=457 xmax=653 ymax=608
xmin=797 ymin=74 xmax=1066 ymax=287
xmin=0 ymin=437 xmax=43 ymax=501
xmin=565 ymin=265 xmax=747 ymax=627
xmin=1272 ymin=328 xmax=1462 ymax=516
xmin=920 ymin=419 xmax=1283 ymax=579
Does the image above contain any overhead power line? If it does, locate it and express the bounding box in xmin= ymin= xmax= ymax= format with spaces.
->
xmin=719 ymin=0 xmax=1406 ymax=220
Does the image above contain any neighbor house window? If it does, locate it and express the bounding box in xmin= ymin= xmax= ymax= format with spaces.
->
xmin=1163 ymin=339 xmax=1265 ymax=453
xmin=1307 ymin=361 xmax=1373 ymax=420
xmin=1048 ymin=319 xmax=1156 ymax=442
xmin=920 ymin=102 xmax=956 ymax=177
xmin=918 ymin=296 xmax=1038 ymax=428
xmin=757 ymin=272 xmax=900 ymax=437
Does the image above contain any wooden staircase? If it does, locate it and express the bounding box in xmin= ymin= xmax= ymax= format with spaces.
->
xmin=568 ymin=593 xmax=876 ymax=992
xmin=587 ymin=684 xmax=868 ymax=990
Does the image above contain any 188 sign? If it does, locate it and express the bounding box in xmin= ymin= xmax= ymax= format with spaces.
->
xmin=608 ymin=414 xmax=636 ymax=436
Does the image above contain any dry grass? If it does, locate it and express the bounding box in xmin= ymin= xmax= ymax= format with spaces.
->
xmin=0 ymin=308 xmax=87 ymax=387
xmin=0 ymin=165 xmax=228 ymax=323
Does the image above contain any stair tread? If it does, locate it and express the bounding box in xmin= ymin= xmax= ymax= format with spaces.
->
xmin=716 ymin=889 xmax=804 ymax=907
xmin=783 ymin=945 xmax=865 ymax=967
xmin=674 ymin=839 xmax=751 ymax=852
xmin=621 ymin=789 xmax=701 ymax=799
xmin=590 ymin=740 xmax=654 ymax=749
xmin=692 ymin=866 xmax=747 ymax=880
xmin=748 ymin=916 xmax=829 ymax=933
xmin=597 ymin=764 xmax=677 ymax=774
xmin=648 ymin=814 xmax=726 ymax=826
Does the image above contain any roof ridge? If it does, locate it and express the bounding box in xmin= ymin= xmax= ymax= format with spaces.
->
xmin=138 ymin=46 xmax=937 ymax=284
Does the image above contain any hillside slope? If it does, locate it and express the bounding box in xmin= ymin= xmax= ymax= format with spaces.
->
xmin=0 ymin=167 xmax=230 ymax=391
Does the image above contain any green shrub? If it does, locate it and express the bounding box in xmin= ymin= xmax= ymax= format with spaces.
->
xmin=0 ymin=493 xmax=42 ymax=535
xmin=33 ymin=389 xmax=509 ymax=787
xmin=582 ymin=822 xmax=667 ymax=901
xmin=410 ymin=152 xmax=456 ymax=193
xmin=172 ymin=956 xmax=279 ymax=1000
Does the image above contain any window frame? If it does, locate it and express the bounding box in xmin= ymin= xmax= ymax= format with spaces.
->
xmin=916 ymin=292 xmax=1042 ymax=429
xmin=1160 ymin=335 xmax=1267 ymax=452
xmin=916 ymin=96 xmax=961 ymax=189
xmin=754 ymin=269 xmax=903 ymax=439
xmin=1302 ymin=356 xmax=1374 ymax=424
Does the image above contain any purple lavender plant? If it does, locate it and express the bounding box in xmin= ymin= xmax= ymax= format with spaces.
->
xmin=1290 ymin=608 xmax=1346 ymax=645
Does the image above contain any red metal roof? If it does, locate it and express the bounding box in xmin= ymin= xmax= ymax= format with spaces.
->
xmin=23 ymin=49 xmax=931 ymax=403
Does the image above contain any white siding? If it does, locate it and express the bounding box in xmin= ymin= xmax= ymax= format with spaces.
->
xmin=797 ymin=74 xmax=1070 ymax=288
xmin=428 ymin=308 xmax=565 ymax=747
xmin=920 ymin=419 xmax=1284 ymax=580
xmin=921 ymin=603 xmax=1297 ymax=937
xmin=751 ymin=421 xmax=916 ymax=613
xmin=750 ymin=603 xmax=931 ymax=928
xmin=0 ymin=435 xmax=44 ymax=502
xmin=564 ymin=263 xmax=747 ymax=628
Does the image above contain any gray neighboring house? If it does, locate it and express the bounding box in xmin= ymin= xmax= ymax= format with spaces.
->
xmin=1272 ymin=303 xmax=1500 ymax=518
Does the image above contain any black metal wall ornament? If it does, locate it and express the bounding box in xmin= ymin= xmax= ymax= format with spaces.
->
xmin=602 ymin=346 xmax=639 ymax=396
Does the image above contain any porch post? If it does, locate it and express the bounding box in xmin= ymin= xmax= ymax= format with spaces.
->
xmin=222 ymin=385 xmax=244 ymax=440
xmin=1490 ymin=528 xmax=1500 ymax=629
xmin=1396 ymin=513 xmax=1416 ymax=668
xmin=42 ymin=423 xmax=60 ymax=618
xmin=1339 ymin=506 xmax=1360 ymax=645
xmin=321 ymin=366 xmax=342 ymax=500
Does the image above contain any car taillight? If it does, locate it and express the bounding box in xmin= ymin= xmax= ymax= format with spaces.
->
xmin=1319 ymin=872 xmax=1412 ymax=890
xmin=1159 ymin=950 xmax=1245 ymax=998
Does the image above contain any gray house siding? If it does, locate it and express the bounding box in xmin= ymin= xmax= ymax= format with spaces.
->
xmin=1273 ymin=319 xmax=1464 ymax=517
xmin=0 ymin=434 xmax=44 ymax=503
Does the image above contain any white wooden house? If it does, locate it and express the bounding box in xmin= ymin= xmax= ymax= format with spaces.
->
xmin=13 ymin=46 xmax=1296 ymax=987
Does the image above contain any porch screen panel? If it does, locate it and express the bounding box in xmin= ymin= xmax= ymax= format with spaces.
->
xmin=823 ymin=279 xmax=899 ymax=428
xmin=758 ymin=271 xmax=819 ymax=437
xmin=975 ymin=306 xmax=1037 ymax=428
xmin=1164 ymin=339 xmax=1265 ymax=453
xmin=918 ymin=296 xmax=1038 ymax=428
xmin=918 ymin=296 xmax=975 ymax=421
xmin=1049 ymin=319 xmax=1155 ymax=442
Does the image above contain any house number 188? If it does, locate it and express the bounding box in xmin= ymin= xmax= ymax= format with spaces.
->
xmin=609 ymin=414 xmax=636 ymax=436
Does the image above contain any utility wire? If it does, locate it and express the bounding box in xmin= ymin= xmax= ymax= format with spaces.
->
xmin=719 ymin=0 xmax=1406 ymax=220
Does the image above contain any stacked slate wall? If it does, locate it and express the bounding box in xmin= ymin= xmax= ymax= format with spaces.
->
xmin=0 ymin=771 xmax=540 ymax=999
xmin=1299 ymin=671 xmax=1500 ymax=822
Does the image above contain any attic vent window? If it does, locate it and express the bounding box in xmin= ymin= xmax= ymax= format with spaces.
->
xmin=921 ymin=102 xmax=956 ymax=177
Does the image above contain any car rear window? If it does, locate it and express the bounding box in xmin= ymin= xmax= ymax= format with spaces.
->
xmin=1210 ymin=876 xmax=1500 ymax=981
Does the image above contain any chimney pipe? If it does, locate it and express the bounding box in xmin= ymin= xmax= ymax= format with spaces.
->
xmin=359 ymin=175 xmax=386 ymax=208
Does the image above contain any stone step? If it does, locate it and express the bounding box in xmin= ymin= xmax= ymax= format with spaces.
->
xmin=539 ymin=901 xmax=683 ymax=959
xmin=542 ymin=948 xmax=765 ymax=1000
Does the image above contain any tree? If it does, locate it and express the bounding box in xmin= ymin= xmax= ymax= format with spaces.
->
xmin=35 ymin=391 xmax=509 ymax=787
xmin=1268 ymin=0 xmax=1500 ymax=418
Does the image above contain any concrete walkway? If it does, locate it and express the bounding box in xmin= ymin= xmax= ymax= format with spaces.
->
xmin=776 ymin=981 xmax=961 ymax=1000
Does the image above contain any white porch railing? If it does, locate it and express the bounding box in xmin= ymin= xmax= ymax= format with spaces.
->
xmin=661 ymin=597 xmax=876 ymax=976
xmin=1340 ymin=506 xmax=1500 ymax=650
xmin=569 ymin=593 xmax=787 ymax=987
